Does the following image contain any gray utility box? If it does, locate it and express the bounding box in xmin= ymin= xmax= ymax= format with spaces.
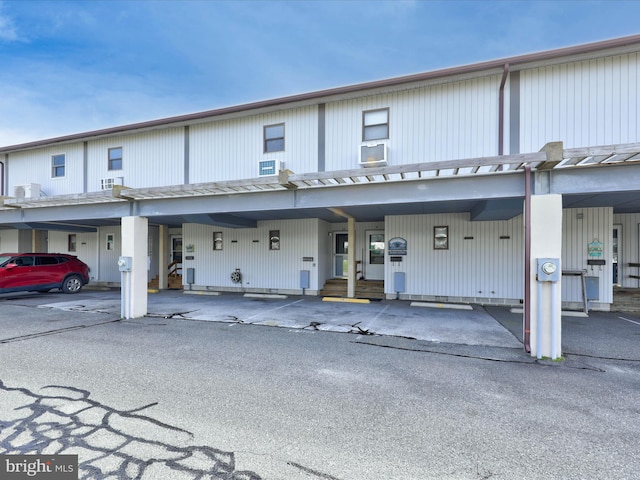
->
xmin=300 ymin=270 xmax=310 ymax=289
xmin=394 ymin=272 xmax=406 ymax=293
xmin=585 ymin=276 xmax=599 ymax=300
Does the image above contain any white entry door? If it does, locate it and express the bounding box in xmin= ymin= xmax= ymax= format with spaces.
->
xmin=365 ymin=230 xmax=385 ymax=280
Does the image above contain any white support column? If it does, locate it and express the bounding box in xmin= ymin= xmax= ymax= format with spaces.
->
xmin=347 ymin=217 xmax=356 ymax=298
xmin=158 ymin=225 xmax=168 ymax=290
xmin=121 ymin=216 xmax=148 ymax=319
xmin=528 ymin=194 xmax=563 ymax=358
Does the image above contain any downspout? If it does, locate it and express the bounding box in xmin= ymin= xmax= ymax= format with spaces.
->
xmin=0 ymin=158 xmax=4 ymax=196
xmin=524 ymin=164 xmax=532 ymax=353
xmin=498 ymin=63 xmax=509 ymax=156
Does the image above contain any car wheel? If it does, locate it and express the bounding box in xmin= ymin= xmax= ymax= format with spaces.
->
xmin=62 ymin=275 xmax=83 ymax=294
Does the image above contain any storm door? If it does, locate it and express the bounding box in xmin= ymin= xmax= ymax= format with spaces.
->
xmin=333 ymin=232 xmax=348 ymax=278
xmin=365 ymin=230 xmax=385 ymax=280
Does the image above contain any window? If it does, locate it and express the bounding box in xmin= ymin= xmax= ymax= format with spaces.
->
xmin=269 ymin=230 xmax=280 ymax=250
xmin=37 ymin=256 xmax=59 ymax=265
xmin=213 ymin=232 xmax=223 ymax=250
xmin=264 ymin=124 xmax=285 ymax=153
xmin=362 ymin=108 xmax=389 ymax=141
xmin=106 ymin=234 xmax=114 ymax=251
xmin=68 ymin=234 xmax=77 ymax=252
xmin=51 ymin=154 xmax=65 ymax=178
xmin=108 ymin=147 xmax=123 ymax=170
xmin=434 ymin=226 xmax=449 ymax=250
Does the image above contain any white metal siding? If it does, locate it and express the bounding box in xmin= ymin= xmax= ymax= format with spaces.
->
xmin=386 ymin=213 xmax=524 ymax=301
xmin=189 ymin=106 xmax=318 ymax=183
xmin=97 ymin=226 xmax=123 ymax=283
xmin=562 ymin=207 xmax=613 ymax=304
xmin=86 ymin=129 xmax=184 ymax=192
xmin=7 ymin=144 xmax=84 ymax=196
xmin=0 ymin=229 xmax=19 ymax=252
xmin=48 ymin=230 xmax=99 ymax=281
xmin=183 ymin=219 xmax=321 ymax=291
xmin=520 ymin=53 xmax=640 ymax=151
xmin=613 ymin=213 xmax=640 ymax=288
xmin=325 ymin=75 xmax=501 ymax=171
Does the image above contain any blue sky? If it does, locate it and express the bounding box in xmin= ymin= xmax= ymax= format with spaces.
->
xmin=1 ymin=0 xmax=639 ymax=146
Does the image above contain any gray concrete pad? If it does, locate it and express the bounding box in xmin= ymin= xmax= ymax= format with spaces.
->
xmin=31 ymin=290 xmax=522 ymax=348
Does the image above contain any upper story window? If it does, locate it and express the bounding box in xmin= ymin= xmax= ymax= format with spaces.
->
xmin=108 ymin=147 xmax=123 ymax=170
xmin=264 ymin=123 xmax=285 ymax=153
xmin=362 ymin=108 xmax=389 ymax=141
xmin=51 ymin=154 xmax=65 ymax=178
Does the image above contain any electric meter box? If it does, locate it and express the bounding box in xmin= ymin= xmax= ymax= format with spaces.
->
xmin=536 ymin=258 xmax=560 ymax=282
xmin=118 ymin=256 xmax=132 ymax=272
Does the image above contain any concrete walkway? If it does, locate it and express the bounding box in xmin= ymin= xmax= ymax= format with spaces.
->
xmin=34 ymin=289 xmax=523 ymax=348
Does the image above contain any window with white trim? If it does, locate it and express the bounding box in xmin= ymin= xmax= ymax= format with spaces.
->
xmin=362 ymin=108 xmax=389 ymax=141
xmin=68 ymin=234 xmax=77 ymax=252
xmin=108 ymin=147 xmax=123 ymax=170
xmin=264 ymin=123 xmax=285 ymax=153
xmin=51 ymin=154 xmax=65 ymax=178
xmin=106 ymin=234 xmax=114 ymax=251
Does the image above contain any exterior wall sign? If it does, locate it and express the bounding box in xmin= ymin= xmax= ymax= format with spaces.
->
xmin=388 ymin=237 xmax=407 ymax=255
xmin=588 ymin=239 xmax=604 ymax=259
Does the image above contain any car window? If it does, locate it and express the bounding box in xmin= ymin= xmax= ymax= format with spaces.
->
xmin=37 ymin=256 xmax=59 ymax=265
xmin=0 ymin=255 xmax=13 ymax=266
xmin=12 ymin=256 xmax=34 ymax=267
xmin=56 ymin=256 xmax=70 ymax=264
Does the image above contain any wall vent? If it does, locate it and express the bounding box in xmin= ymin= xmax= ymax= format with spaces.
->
xmin=13 ymin=183 xmax=41 ymax=199
xmin=101 ymin=177 xmax=124 ymax=190
xmin=359 ymin=142 xmax=388 ymax=167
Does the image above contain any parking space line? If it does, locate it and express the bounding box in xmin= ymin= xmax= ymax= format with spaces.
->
xmin=372 ymin=304 xmax=391 ymax=322
xmin=618 ymin=316 xmax=640 ymax=326
xmin=245 ymin=298 xmax=306 ymax=321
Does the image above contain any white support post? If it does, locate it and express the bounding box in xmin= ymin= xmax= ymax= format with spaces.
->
xmin=347 ymin=217 xmax=356 ymax=298
xmin=528 ymin=194 xmax=563 ymax=358
xmin=158 ymin=225 xmax=168 ymax=290
xmin=121 ymin=216 xmax=148 ymax=319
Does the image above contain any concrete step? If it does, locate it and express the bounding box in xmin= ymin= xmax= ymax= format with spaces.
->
xmin=320 ymin=279 xmax=385 ymax=299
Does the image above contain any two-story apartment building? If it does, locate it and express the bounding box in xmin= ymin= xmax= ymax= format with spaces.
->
xmin=1 ymin=35 xmax=640 ymax=342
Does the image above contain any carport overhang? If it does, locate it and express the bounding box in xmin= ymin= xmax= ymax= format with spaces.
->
xmin=2 ymin=142 xmax=640 ymax=357
xmin=2 ymin=143 xmax=640 ymax=229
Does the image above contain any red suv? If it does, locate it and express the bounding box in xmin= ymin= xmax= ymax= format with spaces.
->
xmin=0 ymin=253 xmax=90 ymax=294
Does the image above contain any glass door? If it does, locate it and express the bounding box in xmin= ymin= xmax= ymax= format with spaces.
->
xmin=366 ymin=230 xmax=385 ymax=280
xmin=334 ymin=232 xmax=348 ymax=278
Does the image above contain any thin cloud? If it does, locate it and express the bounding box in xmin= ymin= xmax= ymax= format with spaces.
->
xmin=0 ymin=3 xmax=18 ymax=41
xmin=1 ymin=0 xmax=640 ymax=147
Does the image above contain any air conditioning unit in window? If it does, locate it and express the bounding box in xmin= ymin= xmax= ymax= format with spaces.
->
xmin=101 ymin=177 xmax=124 ymax=190
xmin=13 ymin=183 xmax=41 ymax=199
xmin=359 ymin=143 xmax=388 ymax=167
xmin=258 ymin=160 xmax=284 ymax=176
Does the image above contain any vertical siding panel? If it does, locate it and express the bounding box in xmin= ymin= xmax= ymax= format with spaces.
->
xmin=520 ymin=52 xmax=640 ymax=150
xmin=182 ymin=219 xmax=322 ymax=292
xmin=189 ymin=106 xmax=317 ymax=183
xmin=7 ymin=144 xmax=85 ymax=196
xmin=386 ymin=213 xmax=523 ymax=302
xmin=562 ymin=208 xmax=613 ymax=304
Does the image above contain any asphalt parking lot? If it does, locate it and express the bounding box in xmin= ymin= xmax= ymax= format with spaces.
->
xmin=1 ymin=288 xmax=640 ymax=479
